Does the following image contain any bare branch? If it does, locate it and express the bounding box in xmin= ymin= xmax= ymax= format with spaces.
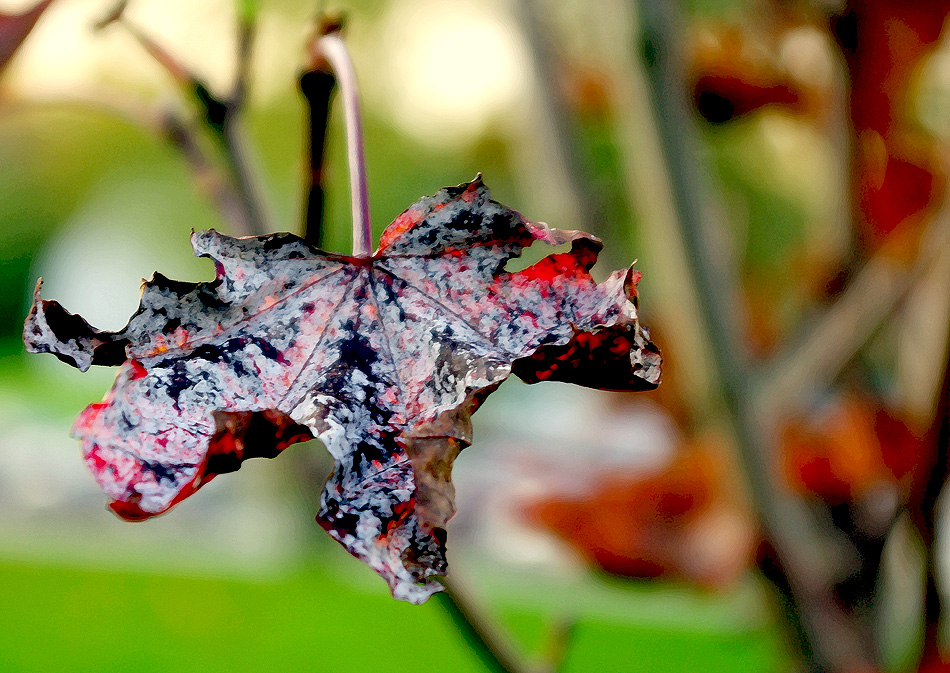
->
xmin=755 ymin=211 xmax=950 ymax=423
xmin=95 ymin=0 xmax=269 ymax=236
xmin=510 ymin=0 xmax=604 ymax=240
xmin=161 ymin=112 xmax=252 ymax=235
xmin=438 ymin=576 xmax=569 ymax=673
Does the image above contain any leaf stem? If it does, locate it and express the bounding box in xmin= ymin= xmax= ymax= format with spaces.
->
xmin=312 ymin=30 xmax=372 ymax=257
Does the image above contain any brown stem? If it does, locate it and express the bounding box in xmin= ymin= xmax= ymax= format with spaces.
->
xmin=299 ymin=15 xmax=340 ymax=247
xmin=437 ymin=576 xmax=569 ymax=673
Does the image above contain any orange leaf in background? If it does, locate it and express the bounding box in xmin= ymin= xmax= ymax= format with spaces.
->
xmin=832 ymin=0 xmax=950 ymax=250
xmin=525 ymin=440 xmax=755 ymax=589
xmin=875 ymin=405 xmax=932 ymax=488
xmin=782 ymin=397 xmax=880 ymax=502
xmin=781 ymin=394 xmax=929 ymax=503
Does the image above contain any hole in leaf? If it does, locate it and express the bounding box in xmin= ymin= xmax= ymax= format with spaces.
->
xmin=504 ymin=240 xmax=574 ymax=273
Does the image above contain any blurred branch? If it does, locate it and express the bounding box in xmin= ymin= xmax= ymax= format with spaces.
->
xmin=162 ymin=112 xmax=252 ymax=233
xmin=536 ymin=617 xmax=574 ymax=673
xmin=96 ymin=0 xmax=269 ymax=236
xmin=756 ymin=210 xmax=950 ymax=424
xmin=510 ymin=0 xmax=604 ymax=238
xmin=438 ymin=576 xmax=570 ymax=673
xmin=605 ymin=1 xmax=717 ymax=418
xmin=231 ymin=15 xmax=253 ymax=109
xmin=214 ymin=15 xmax=269 ymax=236
xmin=634 ymin=1 xmax=875 ymax=671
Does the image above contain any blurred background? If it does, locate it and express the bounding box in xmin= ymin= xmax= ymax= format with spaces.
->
xmin=2 ymin=0 xmax=950 ymax=671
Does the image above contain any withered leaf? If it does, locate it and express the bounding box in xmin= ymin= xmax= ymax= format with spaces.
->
xmin=24 ymin=177 xmax=661 ymax=603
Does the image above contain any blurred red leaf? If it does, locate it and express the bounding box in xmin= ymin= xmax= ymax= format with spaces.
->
xmin=781 ymin=394 xmax=928 ymax=503
xmin=23 ymin=177 xmax=661 ymax=603
xmin=833 ymin=0 xmax=950 ymax=249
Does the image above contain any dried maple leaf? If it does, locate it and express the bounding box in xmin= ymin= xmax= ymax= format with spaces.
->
xmin=23 ymin=177 xmax=661 ymax=603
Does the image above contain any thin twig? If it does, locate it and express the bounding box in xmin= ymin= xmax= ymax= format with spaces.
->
xmin=230 ymin=15 xmax=254 ymax=109
xmin=755 ymin=210 xmax=950 ymax=423
xmin=510 ymin=0 xmax=604 ymax=239
xmin=218 ymin=109 xmax=268 ymax=235
xmin=310 ymin=29 xmax=371 ymax=256
xmin=96 ymin=0 xmax=269 ymax=236
xmin=436 ymin=587 xmax=527 ymax=673
xmin=214 ymin=14 xmax=269 ymax=236
xmin=162 ymin=111 xmax=251 ymax=233
xmin=536 ymin=618 xmax=575 ymax=673
xmin=438 ymin=576 xmax=566 ymax=673
xmin=604 ymin=0 xmax=717 ymax=418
